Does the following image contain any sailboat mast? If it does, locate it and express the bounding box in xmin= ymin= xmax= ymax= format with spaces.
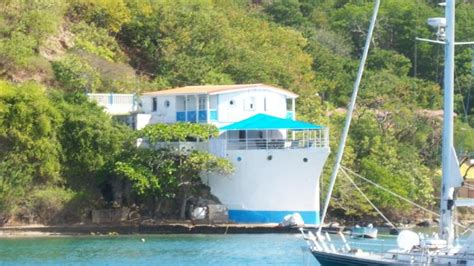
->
xmin=440 ymin=0 xmax=455 ymax=246
xmin=318 ymin=0 xmax=380 ymax=234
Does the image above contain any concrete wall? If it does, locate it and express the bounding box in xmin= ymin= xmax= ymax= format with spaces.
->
xmin=91 ymin=208 xmax=130 ymax=224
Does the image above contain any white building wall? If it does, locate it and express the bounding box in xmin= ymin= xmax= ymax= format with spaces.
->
xmin=216 ymin=88 xmax=288 ymax=126
xmin=210 ymin=95 xmax=218 ymax=109
xmin=135 ymin=114 xmax=152 ymax=130
xmin=140 ymin=95 xmax=177 ymax=124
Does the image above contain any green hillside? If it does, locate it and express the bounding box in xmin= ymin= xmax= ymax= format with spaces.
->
xmin=1 ymin=0 xmax=474 ymax=224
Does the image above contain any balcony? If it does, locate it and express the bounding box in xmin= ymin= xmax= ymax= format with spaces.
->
xmin=176 ymin=110 xmax=218 ymax=122
xmin=137 ymin=139 xmax=209 ymax=154
xmin=226 ymin=137 xmax=328 ymax=150
xmin=87 ymin=93 xmax=137 ymax=115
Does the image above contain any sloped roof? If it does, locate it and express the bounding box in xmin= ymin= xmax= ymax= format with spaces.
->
xmin=220 ymin=113 xmax=322 ymax=131
xmin=142 ymin=84 xmax=298 ymax=98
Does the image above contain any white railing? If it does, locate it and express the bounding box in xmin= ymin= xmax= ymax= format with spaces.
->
xmin=87 ymin=93 xmax=137 ymax=115
xmin=137 ymin=139 xmax=209 ymax=153
xmin=226 ymin=138 xmax=328 ymax=150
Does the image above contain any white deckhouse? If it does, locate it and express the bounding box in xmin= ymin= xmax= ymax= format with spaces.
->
xmin=88 ymin=84 xmax=330 ymax=224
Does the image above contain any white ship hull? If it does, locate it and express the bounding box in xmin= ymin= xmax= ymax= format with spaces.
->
xmin=202 ymin=147 xmax=330 ymax=224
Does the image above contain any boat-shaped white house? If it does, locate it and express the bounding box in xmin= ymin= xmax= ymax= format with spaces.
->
xmin=88 ymin=84 xmax=330 ymax=224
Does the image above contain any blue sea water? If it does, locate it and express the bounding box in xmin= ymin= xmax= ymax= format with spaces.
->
xmin=0 ymin=233 xmax=401 ymax=265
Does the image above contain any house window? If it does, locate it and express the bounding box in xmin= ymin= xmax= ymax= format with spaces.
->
xmin=286 ymin=98 xmax=293 ymax=111
xmin=164 ymin=100 xmax=170 ymax=108
xmin=199 ymin=97 xmax=206 ymax=110
xmin=244 ymin=97 xmax=255 ymax=111
xmin=152 ymin=97 xmax=157 ymax=112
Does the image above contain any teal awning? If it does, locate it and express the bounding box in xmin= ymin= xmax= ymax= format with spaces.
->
xmin=220 ymin=114 xmax=323 ymax=131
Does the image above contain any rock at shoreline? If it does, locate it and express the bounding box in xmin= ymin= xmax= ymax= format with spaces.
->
xmin=416 ymin=220 xmax=433 ymax=227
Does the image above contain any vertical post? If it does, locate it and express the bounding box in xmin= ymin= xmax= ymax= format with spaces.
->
xmin=303 ymin=130 xmax=309 ymax=148
xmin=440 ymin=0 xmax=455 ymax=247
xmin=467 ymin=45 xmax=474 ymax=123
xmin=184 ymin=95 xmax=188 ymax=122
xmin=206 ymin=95 xmax=210 ymax=124
xmin=326 ymin=127 xmax=329 ymax=148
xmin=195 ymin=95 xmax=199 ymax=123
xmin=266 ymin=130 xmax=268 ymax=150
xmin=318 ymin=0 xmax=380 ymax=232
xmin=292 ymin=98 xmax=296 ymax=120
xmin=245 ymin=130 xmax=248 ymax=150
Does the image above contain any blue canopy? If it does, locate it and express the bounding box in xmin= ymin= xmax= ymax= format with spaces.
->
xmin=220 ymin=114 xmax=323 ymax=131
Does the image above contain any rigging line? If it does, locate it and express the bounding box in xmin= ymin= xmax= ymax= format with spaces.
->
xmin=468 ymin=44 xmax=474 ymax=118
xmin=462 ymin=180 xmax=474 ymax=188
xmin=413 ymin=0 xmax=418 ymax=80
xmin=341 ymin=165 xmax=473 ymax=232
xmin=463 ymin=184 xmax=474 ymax=190
xmin=318 ymin=0 xmax=381 ymax=234
xmin=436 ymin=43 xmax=441 ymax=84
xmin=340 ymin=165 xmax=438 ymax=216
xmin=414 ymin=35 xmax=418 ymax=79
xmin=459 ymin=225 xmax=473 ymax=237
xmin=454 ymin=68 xmax=468 ymax=122
xmin=340 ymin=168 xmax=398 ymax=231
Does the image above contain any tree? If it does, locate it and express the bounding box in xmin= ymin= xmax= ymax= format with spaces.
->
xmin=0 ymin=81 xmax=62 ymax=217
xmin=67 ymin=0 xmax=131 ymax=33
xmin=263 ymin=0 xmax=307 ymax=27
xmin=52 ymin=55 xmax=102 ymax=93
xmin=50 ymin=91 xmax=133 ymax=190
xmin=110 ymin=123 xmax=233 ymax=219
xmin=71 ymin=22 xmax=126 ymax=62
xmin=120 ymin=1 xmax=314 ymax=92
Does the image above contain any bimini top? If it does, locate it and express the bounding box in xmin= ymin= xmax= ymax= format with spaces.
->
xmin=220 ymin=114 xmax=322 ymax=131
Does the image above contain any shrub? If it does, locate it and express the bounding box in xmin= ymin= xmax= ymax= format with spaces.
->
xmin=30 ymin=187 xmax=92 ymax=224
xmin=52 ymin=55 xmax=102 ymax=93
xmin=30 ymin=187 xmax=75 ymax=224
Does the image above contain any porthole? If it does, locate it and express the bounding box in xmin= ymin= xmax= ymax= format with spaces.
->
xmin=303 ymin=158 xmax=308 ymax=163
xmin=164 ymin=100 xmax=170 ymax=107
xmin=267 ymin=155 xmax=273 ymax=161
xmin=237 ymin=157 xmax=242 ymax=162
xmin=230 ymin=100 xmax=234 ymax=105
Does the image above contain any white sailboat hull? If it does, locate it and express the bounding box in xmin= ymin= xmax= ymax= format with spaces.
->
xmin=202 ymin=147 xmax=330 ymax=224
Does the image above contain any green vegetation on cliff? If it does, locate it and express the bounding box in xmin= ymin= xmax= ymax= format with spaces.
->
xmin=0 ymin=0 xmax=473 ymax=224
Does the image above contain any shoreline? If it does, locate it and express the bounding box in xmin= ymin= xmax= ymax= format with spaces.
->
xmin=2 ymin=221 xmax=466 ymax=238
xmin=0 ymin=223 xmax=313 ymax=237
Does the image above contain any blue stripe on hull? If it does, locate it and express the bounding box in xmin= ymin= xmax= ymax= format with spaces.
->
xmin=228 ymin=210 xmax=320 ymax=225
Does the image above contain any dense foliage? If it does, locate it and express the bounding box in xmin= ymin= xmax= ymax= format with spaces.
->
xmin=0 ymin=0 xmax=474 ymax=224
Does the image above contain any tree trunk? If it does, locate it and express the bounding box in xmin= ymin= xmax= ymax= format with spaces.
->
xmin=180 ymin=186 xmax=189 ymax=219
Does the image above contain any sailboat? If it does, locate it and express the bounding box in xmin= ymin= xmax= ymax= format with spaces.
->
xmin=350 ymin=224 xmax=378 ymax=239
xmin=301 ymin=0 xmax=474 ymax=265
